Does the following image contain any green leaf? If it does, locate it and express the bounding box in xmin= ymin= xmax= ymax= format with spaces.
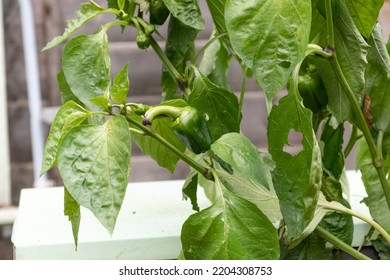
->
xmin=57 ymin=70 xmax=83 ymax=106
xmin=371 ymin=235 xmax=390 ymax=260
xmin=344 ymin=0 xmax=384 ymax=38
xmin=62 ymin=29 xmax=111 ymax=112
xmin=206 ymin=0 xmax=227 ymax=36
xmin=313 ymin=0 xmax=369 ymax=125
xmin=365 ymin=24 xmax=390 ymax=132
xmin=267 ymin=92 xmax=322 ymax=241
xmin=216 ymin=169 xmax=281 ymax=223
xmin=162 ymin=0 xmax=205 ymax=30
xmin=131 ymin=114 xmax=186 ymax=173
xmin=280 ymin=234 xmax=332 ymax=260
xmin=182 ymin=170 xmax=199 ymax=211
xmin=320 ymin=209 xmax=354 ymax=246
xmin=181 ymin=178 xmax=279 ymax=260
xmin=309 ymin=3 xmax=326 ymax=42
xmin=161 ymin=16 xmax=198 ymax=101
xmin=320 ymin=117 xmax=345 ymax=179
xmin=210 ymin=133 xmax=281 ymax=222
xmin=41 ymin=101 xmax=92 ymax=175
xmin=206 ymin=0 xmax=231 ymax=49
xmin=110 ymin=64 xmax=130 ymax=104
xmin=357 ymin=139 xmax=390 ymax=233
xmin=319 ymin=174 xmax=354 ymax=245
xmin=211 ymin=133 xmax=270 ymax=190
xmin=89 ymin=96 xmax=110 ymax=112
xmin=199 ymin=29 xmax=231 ymax=89
xmin=42 ymin=2 xmax=113 ymax=51
xmin=225 ymin=0 xmax=311 ymax=101
xmin=64 ymin=188 xmax=81 ymax=249
xmin=58 ymin=115 xmax=131 ymax=234
xmin=188 ymin=72 xmax=240 ymax=142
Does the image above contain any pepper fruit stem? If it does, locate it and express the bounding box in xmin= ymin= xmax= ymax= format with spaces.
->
xmin=143 ymin=105 xmax=185 ymax=125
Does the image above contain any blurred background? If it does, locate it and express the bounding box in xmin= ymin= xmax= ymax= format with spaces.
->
xmin=1 ymin=0 xmax=390 ymax=260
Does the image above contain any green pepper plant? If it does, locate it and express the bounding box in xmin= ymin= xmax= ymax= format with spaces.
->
xmin=40 ymin=0 xmax=390 ymax=259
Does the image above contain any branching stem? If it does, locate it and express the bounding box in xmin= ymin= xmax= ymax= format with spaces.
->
xmin=325 ymin=3 xmax=390 ymax=211
xmin=125 ymin=115 xmax=213 ymax=180
xmin=315 ymin=226 xmax=371 ymax=260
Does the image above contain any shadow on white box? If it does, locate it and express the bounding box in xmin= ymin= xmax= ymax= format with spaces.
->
xmin=11 ymin=171 xmax=371 ymax=259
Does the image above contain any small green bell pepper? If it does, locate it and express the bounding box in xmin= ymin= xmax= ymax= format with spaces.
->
xmin=298 ymin=65 xmax=328 ymax=114
xmin=143 ymin=105 xmax=212 ymax=154
xmin=136 ymin=32 xmax=151 ymax=49
xmin=172 ymin=107 xmax=212 ymax=154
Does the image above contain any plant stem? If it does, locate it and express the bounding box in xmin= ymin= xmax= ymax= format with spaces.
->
xmin=324 ymin=0 xmax=390 ymax=210
xmin=102 ymin=20 xmax=129 ymax=31
xmin=377 ymin=130 xmax=384 ymax=159
xmin=307 ymin=44 xmax=333 ymax=59
xmin=149 ymin=36 xmax=189 ymax=94
xmin=125 ymin=115 xmax=213 ymax=180
xmin=314 ymin=226 xmax=371 ymax=260
xmin=318 ymin=199 xmax=390 ymax=245
xmin=329 ymin=55 xmax=390 ymax=210
xmin=194 ymin=33 xmax=229 ymax=64
xmin=325 ymin=0 xmax=335 ymax=49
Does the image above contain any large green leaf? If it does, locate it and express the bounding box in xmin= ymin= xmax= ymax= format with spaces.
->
xmin=211 ymin=133 xmax=270 ymax=190
xmin=161 ymin=16 xmax=198 ymax=101
xmin=41 ymin=101 xmax=92 ymax=175
xmin=188 ymin=72 xmax=240 ymax=142
xmin=267 ymin=91 xmax=322 ymax=241
xmin=62 ymin=29 xmax=111 ymax=113
xmin=210 ymin=133 xmax=280 ymax=222
xmin=225 ymin=0 xmax=311 ymax=101
xmin=43 ymin=2 xmax=115 ymax=51
xmin=181 ymin=178 xmax=279 ymax=260
xmin=313 ymin=0 xmax=369 ymax=125
xmin=162 ymin=0 xmax=205 ymax=30
xmin=58 ymin=115 xmax=131 ymax=234
xmin=365 ymin=24 xmax=390 ymax=132
xmin=215 ymin=170 xmax=281 ymax=223
xmin=131 ymin=114 xmax=186 ymax=173
xmin=344 ymin=0 xmax=384 ymax=38
xmin=357 ymin=139 xmax=390 ymax=233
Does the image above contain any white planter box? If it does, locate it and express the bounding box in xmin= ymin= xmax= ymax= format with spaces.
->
xmin=12 ymin=171 xmax=371 ymax=259
xmin=12 ymin=180 xmax=211 ymax=259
